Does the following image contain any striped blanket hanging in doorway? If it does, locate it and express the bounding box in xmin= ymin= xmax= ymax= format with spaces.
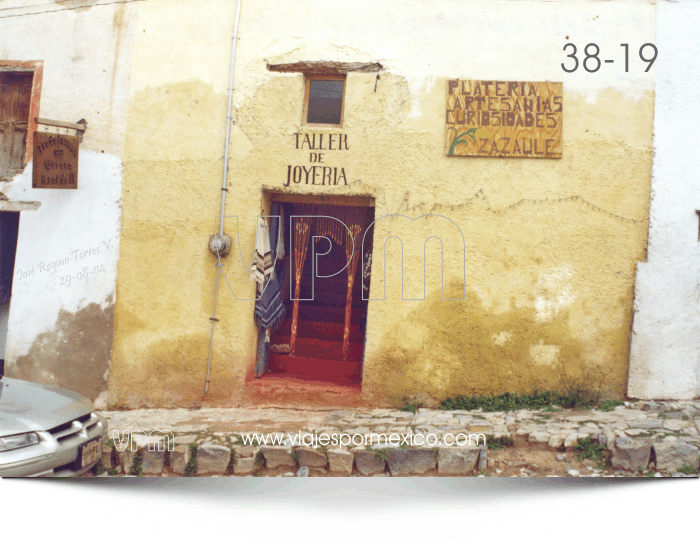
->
xmin=252 ymin=205 xmax=286 ymax=332
xmin=250 ymin=218 xmax=273 ymax=287
xmin=253 ymin=205 xmax=286 ymax=377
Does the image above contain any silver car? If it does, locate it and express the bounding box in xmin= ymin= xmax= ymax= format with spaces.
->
xmin=0 ymin=374 xmax=108 ymax=478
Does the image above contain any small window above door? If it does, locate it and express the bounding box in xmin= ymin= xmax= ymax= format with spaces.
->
xmin=303 ymin=76 xmax=345 ymax=127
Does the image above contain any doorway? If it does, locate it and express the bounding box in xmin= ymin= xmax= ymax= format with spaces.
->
xmin=0 ymin=211 xmax=20 ymax=375
xmin=260 ymin=199 xmax=374 ymax=388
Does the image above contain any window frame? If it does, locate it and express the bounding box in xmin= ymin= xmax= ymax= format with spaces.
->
xmin=301 ymin=74 xmax=346 ymax=129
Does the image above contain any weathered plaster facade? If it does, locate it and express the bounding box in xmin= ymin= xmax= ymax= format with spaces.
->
xmin=108 ymin=0 xmax=656 ymax=408
xmin=0 ymin=1 xmax=137 ymax=400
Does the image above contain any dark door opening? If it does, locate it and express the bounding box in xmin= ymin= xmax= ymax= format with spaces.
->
xmin=263 ymin=201 xmax=374 ymax=387
xmin=0 ymin=211 xmax=20 ymax=375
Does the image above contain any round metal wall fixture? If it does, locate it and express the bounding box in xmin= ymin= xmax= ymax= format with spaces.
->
xmin=208 ymin=234 xmax=232 ymax=257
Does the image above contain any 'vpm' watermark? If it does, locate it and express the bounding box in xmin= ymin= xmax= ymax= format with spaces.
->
xmin=214 ymin=213 xmax=466 ymax=301
xmin=112 ymin=430 xmax=175 ymax=451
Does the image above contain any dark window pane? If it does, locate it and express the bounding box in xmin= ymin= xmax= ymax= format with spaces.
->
xmin=307 ymin=79 xmax=344 ymax=125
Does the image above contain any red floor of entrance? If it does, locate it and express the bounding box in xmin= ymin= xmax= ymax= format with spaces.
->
xmin=268 ymin=354 xmax=362 ymax=386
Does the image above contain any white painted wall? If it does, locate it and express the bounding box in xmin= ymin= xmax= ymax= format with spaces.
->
xmin=628 ymin=0 xmax=700 ymax=399
xmin=3 ymin=151 xmax=121 ymax=358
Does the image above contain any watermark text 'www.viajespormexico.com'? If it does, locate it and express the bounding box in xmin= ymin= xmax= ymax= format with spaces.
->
xmin=239 ymin=431 xmax=485 ymax=449
xmin=110 ymin=430 xmax=486 ymax=451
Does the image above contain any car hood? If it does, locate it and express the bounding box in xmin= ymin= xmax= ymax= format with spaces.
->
xmin=0 ymin=377 xmax=94 ymax=434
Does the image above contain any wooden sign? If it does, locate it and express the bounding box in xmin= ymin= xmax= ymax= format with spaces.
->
xmin=32 ymin=132 xmax=78 ymax=189
xmin=446 ymin=80 xmax=562 ymax=158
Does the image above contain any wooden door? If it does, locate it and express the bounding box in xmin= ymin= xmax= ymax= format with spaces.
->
xmin=0 ymin=72 xmax=33 ymax=180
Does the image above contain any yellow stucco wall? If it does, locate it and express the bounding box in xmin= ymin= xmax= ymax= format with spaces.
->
xmin=110 ymin=0 xmax=655 ymax=408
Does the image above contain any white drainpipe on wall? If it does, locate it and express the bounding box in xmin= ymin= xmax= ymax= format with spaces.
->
xmin=198 ymin=0 xmax=243 ymax=406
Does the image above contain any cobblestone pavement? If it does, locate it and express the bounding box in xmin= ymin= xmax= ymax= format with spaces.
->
xmin=98 ymin=400 xmax=700 ymax=478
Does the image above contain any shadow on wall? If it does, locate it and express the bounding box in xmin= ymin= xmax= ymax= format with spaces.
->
xmin=9 ymin=302 xmax=114 ymax=401
xmin=367 ymin=280 xmax=630 ymax=405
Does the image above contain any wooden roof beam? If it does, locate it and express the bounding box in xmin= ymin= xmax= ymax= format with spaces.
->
xmin=267 ymin=61 xmax=383 ymax=75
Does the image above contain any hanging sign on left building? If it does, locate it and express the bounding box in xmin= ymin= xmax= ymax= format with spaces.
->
xmin=32 ymin=132 xmax=79 ymax=189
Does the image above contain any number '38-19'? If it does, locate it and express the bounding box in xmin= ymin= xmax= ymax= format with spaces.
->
xmin=562 ymin=43 xmax=657 ymax=73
